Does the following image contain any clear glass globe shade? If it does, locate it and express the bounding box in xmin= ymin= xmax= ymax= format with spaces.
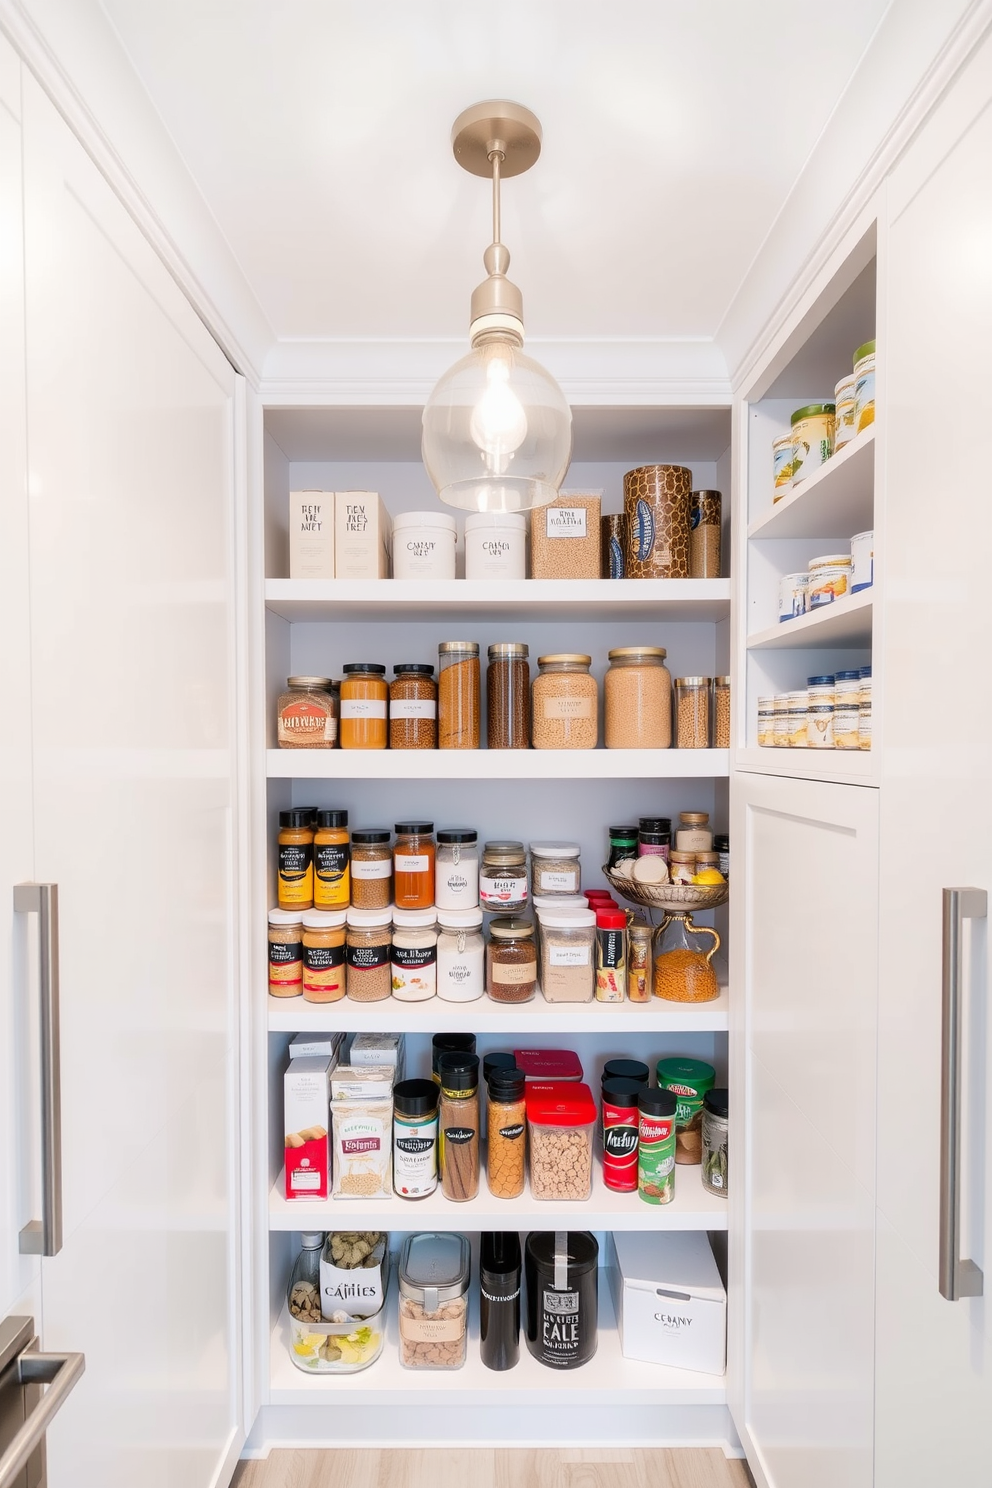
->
xmin=422 ymin=337 xmax=572 ymax=513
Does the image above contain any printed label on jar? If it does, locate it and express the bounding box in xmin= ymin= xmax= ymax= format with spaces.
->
xmin=390 ymin=698 xmax=437 ymax=719
xmin=304 ymin=943 xmax=345 ymax=972
xmin=538 ymin=868 xmax=579 ymax=892
xmin=541 ymin=696 xmax=594 ymax=720
xmin=278 ymin=700 xmax=334 ymax=744
xmin=351 ymin=857 xmax=392 ymax=880
xmin=545 ymin=507 xmax=587 ymax=539
xmin=540 ymin=1288 xmax=584 ymax=1361
xmin=549 ymin=944 xmax=590 ymax=966
xmin=638 ymin=1114 xmax=676 ymax=1204
xmin=393 ymin=1116 xmax=438 ymax=1197
xmin=492 ymin=960 xmax=537 ymax=985
xmin=391 ymin=943 xmax=437 ymax=970
xmin=340 ymin=699 xmax=387 ymax=719
xmin=401 ymin=1316 xmax=463 ymax=1343
xmin=269 ymin=939 xmax=302 ymax=968
xmin=499 ymin=1122 xmax=525 ymax=1141
xmin=314 ymin=843 xmax=349 ymax=882
xmin=279 ymin=843 xmax=311 ymax=882
xmin=346 ymin=943 xmax=390 ymax=969
xmin=438 ymin=870 xmax=472 ymax=899
xmin=480 ymin=874 xmax=528 ymax=906
xmin=395 ymin=853 xmax=430 ymax=874
xmin=443 ymin=1126 xmax=476 ymax=1144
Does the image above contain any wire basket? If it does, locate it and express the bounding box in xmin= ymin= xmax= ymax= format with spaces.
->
xmin=602 ymin=865 xmax=729 ymax=913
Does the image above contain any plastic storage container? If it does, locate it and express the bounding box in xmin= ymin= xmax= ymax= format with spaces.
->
xmin=675 ymin=676 xmax=710 ymax=748
xmin=526 ymin=1081 xmax=597 ymax=1200
xmin=287 ymin=1232 xmax=389 ymax=1374
xmin=539 ymin=910 xmax=596 ymax=1003
xmin=398 ymin=1231 xmax=471 ymax=1370
xmin=530 ymin=841 xmax=582 ymax=897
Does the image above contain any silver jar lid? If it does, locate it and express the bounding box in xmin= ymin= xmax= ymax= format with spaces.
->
xmin=398 ymin=1232 xmax=471 ymax=1312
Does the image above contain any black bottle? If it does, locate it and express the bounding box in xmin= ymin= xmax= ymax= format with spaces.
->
xmin=480 ymin=1231 xmax=521 ymax=1371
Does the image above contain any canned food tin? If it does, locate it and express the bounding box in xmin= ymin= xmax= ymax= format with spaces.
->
xmin=850 ymin=530 xmax=874 ymax=592
xmin=772 ymin=434 xmax=794 ymax=500
xmin=808 ymin=555 xmax=852 ymax=608
xmin=778 ymin=571 xmax=810 ymax=622
xmin=833 ymin=375 xmax=858 ymax=450
xmin=854 ymin=340 xmax=876 ymax=432
xmin=791 ymin=403 xmax=835 ymax=484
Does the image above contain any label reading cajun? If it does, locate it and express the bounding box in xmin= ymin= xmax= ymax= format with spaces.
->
xmin=638 ymin=1113 xmax=676 ymax=1204
xmin=346 ymin=943 xmax=390 ymax=970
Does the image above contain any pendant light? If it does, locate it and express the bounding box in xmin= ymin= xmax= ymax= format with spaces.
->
xmin=422 ymin=101 xmax=572 ymax=514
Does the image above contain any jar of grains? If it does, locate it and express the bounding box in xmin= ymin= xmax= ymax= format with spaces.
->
xmin=480 ymin=841 xmax=529 ymax=913
xmin=486 ymin=642 xmax=530 ymax=750
xmin=345 ymin=908 xmax=392 ymax=1002
xmin=539 ymin=910 xmax=596 ymax=1003
xmin=604 ymin=647 xmax=672 ymax=749
xmin=487 ymin=918 xmax=538 ymax=1004
xmin=532 ymin=654 xmax=598 ymax=750
xmin=276 ymin=676 xmax=337 ymax=749
xmin=390 ymin=908 xmax=437 ymax=1002
xmin=389 ymin=664 xmax=438 ymax=750
xmin=436 ymin=910 xmax=485 ymax=1002
xmin=438 ymin=641 xmax=480 ymax=750
xmin=676 ymin=812 xmax=712 ymax=851
xmin=487 ymin=1065 xmax=526 ymax=1200
xmin=278 ymin=810 xmax=314 ymax=911
xmin=398 ymin=1232 xmax=471 ymax=1370
xmin=349 ymin=829 xmax=393 ymax=909
xmin=675 ymin=676 xmax=710 ymax=748
xmin=302 ymin=909 xmax=347 ymax=1003
xmin=268 ymin=909 xmax=304 ymax=997
xmin=393 ymin=822 xmax=436 ymax=910
xmin=435 ymin=830 xmax=479 ymax=910
xmin=712 ymin=676 xmax=730 ymax=748
xmin=530 ymin=841 xmax=582 ymax=897
xmin=339 ymin=663 xmax=388 ymax=749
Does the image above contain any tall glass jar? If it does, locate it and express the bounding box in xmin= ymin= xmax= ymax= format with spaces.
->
xmin=438 ymin=1053 xmax=480 ymax=1202
xmin=390 ymin=908 xmax=438 ymax=1002
xmin=480 ymin=842 xmax=529 ymax=913
xmin=675 ymin=676 xmax=710 ymax=748
xmin=389 ymin=664 xmax=437 ymax=750
xmin=487 ymin=918 xmax=537 ymax=1004
xmin=487 ymin=642 xmax=530 ymax=750
xmin=711 ymin=676 xmax=731 ymax=748
xmin=276 ymin=676 xmax=337 ymax=749
xmin=340 ymin=663 xmax=388 ymax=749
xmin=436 ymin=911 xmax=485 ymax=1002
xmin=393 ymin=822 xmax=436 ymax=910
xmin=349 ymin=829 xmax=392 ymax=910
xmin=604 ymin=648 xmax=672 ymax=749
xmin=438 ymin=641 xmax=480 ymax=750
xmin=435 ymin=829 xmax=479 ymax=910
xmin=532 ymin=654 xmax=598 ymax=750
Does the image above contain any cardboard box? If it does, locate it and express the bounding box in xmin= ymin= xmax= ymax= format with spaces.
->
xmin=350 ymin=1031 xmax=405 ymax=1081
xmin=335 ymin=491 xmax=392 ymax=579
xmin=330 ymin=1064 xmax=395 ymax=1101
xmin=289 ymin=490 xmax=335 ymax=580
xmin=529 ymin=492 xmax=602 ymax=579
xmin=289 ymin=1032 xmax=344 ymax=1062
xmin=284 ymin=1055 xmax=332 ymax=1201
xmin=607 ymin=1231 xmax=726 ymax=1375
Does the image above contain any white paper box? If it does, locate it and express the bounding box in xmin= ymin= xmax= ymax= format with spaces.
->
xmin=349 ymin=1031 xmax=405 ymax=1080
xmin=289 ymin=1032 xmax=344 ymax=1062
xmin=289 ymin=490 xmax=335 ymax=580
xmin=335 ymin=491 xmax=392 ymax=579
xmin=607 ymin=1231 xmax=726 ymax=1375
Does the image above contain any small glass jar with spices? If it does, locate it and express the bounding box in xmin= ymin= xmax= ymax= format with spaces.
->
xmin=438 ymin=1053 xmax=481 ymax=1203
xmin=701 ymin=1087 xmax=729 ymax=1197
xmin=345 ymin=907 xmax=392 ymax=1002
xmin=435 ymin=829 xmax=479 ymax=910
xmin=487 ymin=643 xmax=530 ymax=750
xmin=438 ymin=641 xmax=480 ymax=750
xmin=349 ymin=829 xmax=392 ymax=910
xmin=268 ymin=909 xmax=304 ymax=997
xmin=480 ymin=841 xmax=529 ymax=914
xmin=604 ymin=647 xmax=672 ymax=749
xmin=529 ymin=841 xmax=581 ymax=897
xmin=487 ymin=918 xmax=537 ymax=1004
xmin=638 ymin=817 xmax=671 ymax=861
xmin=393 ymin=822 xmax=436 ymax=910
xmin=532 ymin=654 xmax=598 ymax=750
xmin=486 ymin=1065 xmax=526 ymax=1200
xmin=278 ymin=810 xmax=314 ymax=911
xmin=711 ymin=676 xmax=730 ymax=749
xmin=276 ymin=676 xmax=337 ymax=749
xmin=389 ymin=664 xmax=437 ymax=750
xmin=339 ymin=663 xmax=388 ymax=749
xmin=313 ymin=809 xmax=350 ymax=909
xmin=392 ymin=1079 xmax=440 ymax=1200
xmin=675 ymin=676 xmax=710 ymax=748
xmin=390 ymin=908 xmax=437 ymax=1002
xmin=302 ymin=909 xmax=347 ymax=1002
xmin=625 ymin=918 xmax=653 ymax=1003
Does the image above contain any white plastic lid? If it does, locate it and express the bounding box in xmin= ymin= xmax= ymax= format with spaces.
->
xmin=269 ymin=908 xmax=303 ymax=926
xmin=464 ymin=511 xmax=526 ymax=532
xmin=529 ymin=841 xmax=581 ymax=858
xmin=392 ymin=510 xmax=457 ymax=533
xmin=532 ymin=894 xmax=588 ymax=910
xmin=302 ymin=910 xmax=347 ymax=929
xmin=437 ymin=908 xmax=484 ymax=929
xmin=809 ymin=553 xmax=852 ymax=569
xmin=346 ymin=907 xmax=393 ymax=928
xmin=391 ymin=907 xmax=438 ymax=927
xmin=537 ymin=910 xmax=597 ymax=929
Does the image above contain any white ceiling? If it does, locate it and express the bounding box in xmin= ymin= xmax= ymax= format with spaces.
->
xmin=100 ymin=0 xmax=892 ymax=346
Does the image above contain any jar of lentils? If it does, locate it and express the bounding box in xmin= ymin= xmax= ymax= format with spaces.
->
xmin=604 ymin=647 xmax=672 ymax=749
xmin=532 ymin=654 xmax=598 ymax=750
xmin=438 ymin=641 xmax=480 ymax=750
xmin=675 ymin=676 xmax=710 ymax=748
xmin=345 ymin=908 xmax=392 ymax=1002
xmin=487 ymin=642 xmax=530 ymax=750
xmin=480 ymin=841 xmax=529 ymax=914
xmin=390 ymin=664 xmax=437 ymax=750
xmin=349 ymin=829 xmax=392 ymax=910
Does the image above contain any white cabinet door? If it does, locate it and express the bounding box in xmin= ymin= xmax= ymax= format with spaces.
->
xmin=874 ymin=51 xmax=992 ymax=1487
xmin=20 ymin=75 xmax=246 ymax=1488
xmin=730 ymin=772 xmax=878 ymax=1488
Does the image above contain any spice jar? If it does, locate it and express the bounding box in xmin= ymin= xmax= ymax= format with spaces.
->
xmin=526 ymin=1083 xmax=597 ymax=1201
xmin=438 ymin=1052 xmax=480 ymax=1203
xmin=278 ymin=809 xmax=314 ymax=911
xmin=432 ymin=1033 xmax=476 ymax=1083
xmin=689 ymin=490 xmax=722 ymax=578
xmin=525 ymin=1231 xmax=599 ymax=1369
xmin=676 ymin=812 xmax=712 ymax=851
xmin=436 ymin=910 xmax=485 ymax=1002
xmin=435 ymin=830 xmax=479 ymax=910
xmin=638 ymin=1088 xmax=677 ymax=1205
xmin=486 ymin=1066 xmax=526 ymax=1200
xmin=626 ymin=918 xmax=653 ymax=1003
xmin=393 ymin=822 xmax=435 ymax=910
xmin=712 ymin=676 xmax=730 ymax=749
xmin=276 ymin=676 xmax=336 ymax=749
xmin=480 ymin=841 xmax=529 ymax=914
xmin=530 ymin=841 xmax=582 ymax=898
xmin=438 ymin=641 xmax=480 ymax=750
xmin=608 ymin=825 xmax=639 ymax=870
xmin=390 ymin=908 xmax=437 ymax=1002
xmin=701 ymin=1087 xmax=729 ymax=1197
xmin=389 ymin=664 xmax=438 ymax=750
xmin=345 ymin=908 xmax=392 ymax=1003
xmin=349 ymin=829 xmax=392 ymax=910
xmin=594 ymin=907 xmax=627 ymax=1003
xmin=339 ymin=663 xmax=388 ymax=750
xmin=398 ymin=1232 xmax=471 ymax=1370
xmin=393 ymin=1079 xmax=440 ymax=1199
xmin=268 ymin=909 xmax=304 ymax=997
xmin=604 ymin=647 xmax=672 ymax=750
xmin=638 ymin=817 xmax=671 ymax=861
xmin=302 ymin=909 xmax=347 ymax=1003
xmin=539 ymin=910 xmax=596 ymax=1004
xmin=675 ymin=676 xmax=710 ymax=748
xmin=313 ymin=809 xmax=350 ymax=909
xmin=657 ymin=1057 xmax=716 ymax=1165
xmin=601 ymin=1077 xmax=642 ymax=1192
xmin=487 ymin=643 xmax=530 ymax=750
xmin=532 ymin=654 xmax=598 ymax=750
xmin=487 ymin=918 xmax=537 ymax=1004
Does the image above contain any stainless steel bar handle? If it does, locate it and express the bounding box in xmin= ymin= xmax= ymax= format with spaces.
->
xmin=13 ymin=884 xmax=63 ymax=1257
xmin=939 ymin=886 xmax=987 ymax=1301
xmin=0 ymin=1345 xmax=84 ymax=1488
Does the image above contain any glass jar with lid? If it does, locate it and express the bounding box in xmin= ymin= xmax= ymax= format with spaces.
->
xmin=486 ymin=642 xmax=530 ymax=750
xmin=711 ymin=676 xmax=730 ymax=748
xmin=349 ymin=829 xmax=392 ymax=909
xmin=268 ymin=909 xmax=304 ymax=997
xmin=313 ymin=808 xmax=350 ymax=909
xmin=487 ymin=918 xmax=538 ymax=1004
xmin=345 ymin=908 xmax=392 ymax=1003
xmin=435 ymin=829 xmax=479 ymax=910
xmin=302 ymin=909 xmax=347 ymax=1003
xmin=675 ymin=676 xmax=710 ymax=748
xmin=436 ymin=909 xmax=485 ymax=1002
xmin=676 ymin=812 xmax=712 ymax=852
xmin=529 ymin=841 xmax=582 ymax=897
xmin=604 ymin=647 xmax=672 ymax=749
xmin=532 ymin=654 xmax=598 ymax=750
xmin=398 ymin=1231 xmax=471 ymax=1370
xmin=276 ymin=676 xmax=337 ymax=749
xmin=393 ymin=822 xmax=436 ymax=910
xmin=390 ymin=908 xmax=438 ymax=1002
xmin=389 ymin=664 xmax=438 ymax=750
xmin=438 ymin=641 xmax=480 ymax=750
xmin=340 ymin=663 xmax=388 ymax=749
xmin=480 ymin=841 xmax=529 ymax=914
xmin=539 ymin=910 xmax=596 ymax=1004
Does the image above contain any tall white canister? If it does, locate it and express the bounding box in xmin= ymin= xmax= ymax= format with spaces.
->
xmin=391 ymin=511 xmax=457 ymax=580
xmin=464 ymin=512 xmax=527 ymax=581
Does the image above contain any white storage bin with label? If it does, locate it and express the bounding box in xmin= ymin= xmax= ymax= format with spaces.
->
xmin=607 ymin=1230 xmax=727 ymax=1375
xmin=391 ymin=511 xmax=457 ymax=580
xmin=464 ymin=511 xmax=526 ymax=580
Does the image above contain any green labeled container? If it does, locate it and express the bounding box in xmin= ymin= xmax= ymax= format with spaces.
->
xmin=637 ymin=1088 xmax=677 ymax=1205
xmin=656 ymin=1057 xmax=716 ymax=1166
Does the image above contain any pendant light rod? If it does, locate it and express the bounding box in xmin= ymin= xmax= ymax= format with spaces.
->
xmin=490 ymin=147 xmax=503 ymax=246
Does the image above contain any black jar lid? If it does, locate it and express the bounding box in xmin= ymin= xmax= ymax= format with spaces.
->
xmin=432 ymin=1032 xmax=476 ymax=1060
xmin=438 ymin=1051 xmax=480 ymax=1091
xmin=315 ymin=809 xmax=348 ymax=829
xmin=639 ymin=817 xmax=672 ymax=834
xmin=438 ymin=828 xmax=478 ymax=845
xmin=609 ymin=825 xmax=640 ymax=840
xmin=279 ymin=809 xmax=313 ymax=829
xmin=603 ymin=1058 xmax=650 ymax=1084
xmin=601 ymin=1076 xmax=644 ymax=1106
xmin=638 ymin=1088 xmax=678 ymax=1117
xmin=395 ymin=822 xmax=434 ymax=835
xmin=342 ymin=662 xmax=386 ymax=675
xmin=525 ymin=1230 xmax=599 ymax=1276
xmin=393 ymin=1078 xmax=439 ymax=1117
xmin=394 ymin=663 xmax=435 ymax=676
xmin=487 ymin=1067 xmax=525 ymax=1102
xmin=713 ymin=834 xmax=729 ymax=851
xmin=704 ymin=1087 xmax=729 ymax=1119
xmin=483 ymin=1052 xmax=517 ymax=1081
xmin=351 ymin=828 xmax=391 ymax=845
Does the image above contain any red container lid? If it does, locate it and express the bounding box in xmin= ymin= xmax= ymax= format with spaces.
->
xmin=596 ymin=908 xmax=627 ymax=929
xmin=513 ymin=1048 xmax=583 ymax=1082
xmin=526 ymin=1081 xmax=597 ymax=1127
xmin=584 ymin=889 xmax=614 ymax=901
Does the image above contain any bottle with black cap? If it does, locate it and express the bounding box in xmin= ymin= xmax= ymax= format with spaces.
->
xmin=431 ymin=1032 xmax=476 ymax=1085
xmin=480 ymin=1232 xmax=521 ymax=1371
xmin=602 ymin=1058 xmax=650 ymax=1086
xmin=392 ymin=1078 xmax=440 ymax=1200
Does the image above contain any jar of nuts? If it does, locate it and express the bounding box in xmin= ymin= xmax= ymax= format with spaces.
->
xmin=398 ymin=1231 xmax=471 ymax=1370
xmin=525 ymin=1081 xmax=597 ymax=1201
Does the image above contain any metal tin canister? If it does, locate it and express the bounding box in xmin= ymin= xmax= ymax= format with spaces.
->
xmin=525 ymin=1231 xmax=598 ymax=1369
xmin=772 ymin=434 xmax=794 ymax=499
xmin=850 ymin=530 xmax=874 ymax=592
xmin=791 ymin=403 xmax=835 ymax=484
xmin=778 ymin=572 xmax=810 ymax=622
xmin=622 ymin=464 xmax=692 ymax=578
xmin=833 ymin=374 xmax=858 ymax=449
xmin=601 ymin=514 xmax=627 ymax=578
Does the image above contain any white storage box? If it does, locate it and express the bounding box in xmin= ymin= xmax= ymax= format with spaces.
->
xmin=289 ymin=490 xmax=335 ymax=579
xmin=607 ymin=1231 xmax=726 ymax=1375
xmin=335 ymin=491 xmax=392 ymax=579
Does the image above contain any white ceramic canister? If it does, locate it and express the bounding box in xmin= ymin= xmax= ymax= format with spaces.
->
xmin=464 ymin=512 xmax=527 ymax=581
xmin=778 ymin=571 xmax=810 ymax=622
xmin=391 ymin=511 xmax=457 ymax=581
xmin=807 ymin=553 xmax=852 ymax=608
xmin=854 ymin=340 xmax=876 ymax=433
xmin=850 ymin=530 xmax=874 ymax=592
xmin=435 ymin=908 xmax=485 ymax=1002
xmin=390 ymin=908 xmax=438 ymax=1002
xmin=833 ymin=375 xmax=858 ymax=450
xmin=772 ymin=434 xmax=794 ymax=501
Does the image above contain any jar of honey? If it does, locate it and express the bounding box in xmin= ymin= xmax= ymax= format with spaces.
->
xmin=278 ymin=810 xmax=314 ymax=911
xmin=340 ymin=663 xmax=388 ymax=749
xmin=393 ymin=823 xmax=436 ymax=910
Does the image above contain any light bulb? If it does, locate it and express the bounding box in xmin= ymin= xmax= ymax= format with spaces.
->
xmin=469 ymin=352 xmax=528 ymax=475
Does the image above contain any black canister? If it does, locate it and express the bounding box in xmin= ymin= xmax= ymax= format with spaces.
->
xmin=602 ymin=1058 xmax=650 ymax=1086
xmin=431 ymin=1032 xmax=477 ymax=1084
xmin=525 ymin=1231 xmax=598 ymax=1369
xmin=483 ymin=1052 xmax=517 ymax=1083
xmin=480 ymin=1232 xmax=521 ymax=1371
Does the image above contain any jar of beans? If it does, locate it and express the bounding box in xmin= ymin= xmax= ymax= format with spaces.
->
xmin=339 ymin=663 xmax=388 ymax=749
xmin=487 ymin=642 xmax=530 ymax=749
xmin=711 ymin=676 xmax=730 ymax=748
xmin=345 ymin=908 xmax=392 ymax=1002
xmin=349 ymin=829 xmax=392 ymax=909
xmin=487 ymin=918 xmax=538 ymax=1004
xmin=438 ymin=641 xmax=480 ymax=750
xmin=604 ymin=647 xmax=672 ymax=749
xmin=532 ymin=654 xmax=598 ymax=750
xmin=675 ymin=675 xmax=710 ymax=748
xmin=390 ymin=664 xmax=437 ymax=750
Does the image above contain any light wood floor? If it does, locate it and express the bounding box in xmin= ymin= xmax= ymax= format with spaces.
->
xmin=232 ymin=1448 xmax=754 ymax=1488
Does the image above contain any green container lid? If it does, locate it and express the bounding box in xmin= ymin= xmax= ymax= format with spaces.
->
xmin=656 ymin=1058 xmax=716 ymax=1097
xmin=854 ymin=340 xmax=876 ymax=365
xmin=791 ymin=403 xmax=836 ymax=425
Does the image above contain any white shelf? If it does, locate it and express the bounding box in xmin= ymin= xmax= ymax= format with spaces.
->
xmin=268 ymin=984 xmax=730 ymax=1034
xmin=269 ymin=1282 xmax=726 ymax=1407
xmin=736 ymin=746 xmax=877 ymax=786
xmin=270 ymin=1161 xmax=728 ymax=1233
xmin=746 ymin=590 xmax=872 ymax=651
xmin=748 ymin=426 xmax=875 ymax=541
xmin=267 ymin=748 xmax=729 ymax=780
xmin=264 ymin=577 xmax=731 ymax=624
